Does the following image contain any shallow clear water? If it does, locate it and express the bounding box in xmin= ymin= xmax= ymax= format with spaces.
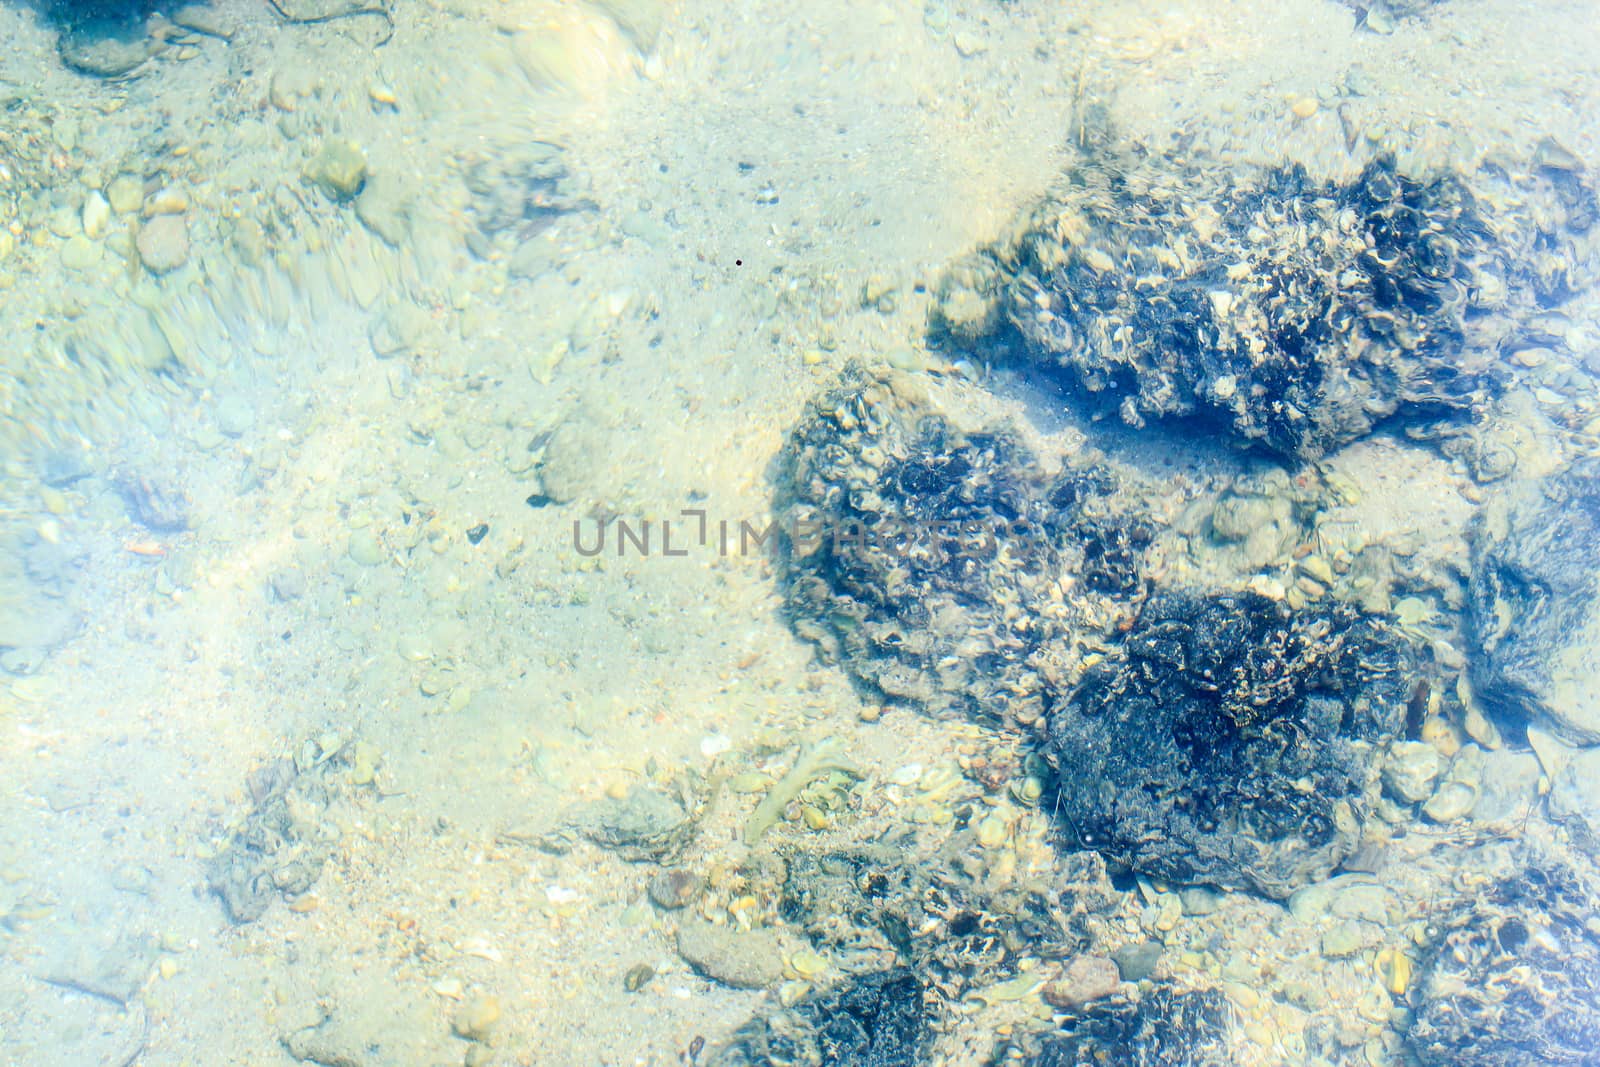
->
xmin=1 ymin=0 xmax=1599 ymax=1064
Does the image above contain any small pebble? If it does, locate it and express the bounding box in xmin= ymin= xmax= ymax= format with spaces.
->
xmin=107 ymin=175 xmax=144 ymax=214
xmin=889 ymin=763 xmax=923 ymax=786
xmin=348 ymin=529 xmax=385 ymax=567
xmin=136 ymin=215 xmax=190 ymax=274
xmin=82 ymin=192 xmax=111 ymax=238
xmin=452 ymin=995 xmax=501 ymax=1041
xmin=1111 ymin=940 xmax=1163 ymax=982
xmin=1179 ymin=886 xmax=1222 ymax=916
xmin=648 ymin=869 xmax=702 ymax=910
xmin=61 ymin=236 xmax=101 ymax=271
xmin=143 ymin=187 xmax=190 ymax=216
xmin=787 ymin=947 xmax=828 ymax=980
xmin=1292 ymin=97 xmax=1319 ymax=119
xmin=1042 ymin=955 xmax=1120 ymax=1009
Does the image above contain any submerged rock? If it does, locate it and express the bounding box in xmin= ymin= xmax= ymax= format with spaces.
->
xmin=778 ymin=845 xmax=1107 ymax=997
xmin=775 ymin=365 xmax=1424 ymax=897
xmin=58 ymin=15 xmax=155 ymax=78
xmin=676 ymin=918 xmax=804 ymax=991
xmin=708 ymin=968 xmax=930 ymax=1066
xmin=209 ymin=753 xmax=342 ymax=923
xmin=1409 ymin=845 xmax=1600 ymax=1065
xmin=520 ymin=781 xmax=701 ymax=861
xmin=776 ymin=362 xmax=1152 ymax=727
xmin=1046 ymin=591 xmax=1415 ymax=897
xmin=1008 ymin=986 xmax=1240 ymax=1067
xmin=1549 ymin=749 xmax=1600 ymax=857
xmin=462 ymin=140 xmax=590 ymax=247
xmin=1469 ymin=457 xmax=1600 ymax=744
xmin=935 ymin=153 xmax=1598 ymax=461
xmin=303 ymin=140 xmax=368 ymax=203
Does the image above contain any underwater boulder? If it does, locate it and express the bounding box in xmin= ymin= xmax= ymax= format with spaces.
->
xmin=708 ymin=968 xmax=930 ymax=1067
xmin=935 ymin=153 xmax=1598 ymax=462
xmin=1045 ymin=591 xmax=1415 ymax=898
xmin=778 ymin=845 xmax=1109 ymax=997
xmin=775 ymin=362 xmax=1154 ymax=727
xmin=776 ymin=363 xmax=1069 ymax=725
xmin=1018 ymin=986 xmax=1240 ymax=1067
xmin=1408 ymin=845 xmax=1600 ymax=1065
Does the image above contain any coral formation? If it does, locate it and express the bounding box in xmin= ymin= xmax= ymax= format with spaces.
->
xmin=1409 ymin=846 xmax=1600 ymax=1065
xmin=1046 ymin=591 xmax=1415 ymax=897
xmin=935 ymin=153 xmax=1599 ymax=462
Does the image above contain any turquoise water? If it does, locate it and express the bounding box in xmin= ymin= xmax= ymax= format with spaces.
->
xmin=1 ymin=1 xmax=1598 ymax=1064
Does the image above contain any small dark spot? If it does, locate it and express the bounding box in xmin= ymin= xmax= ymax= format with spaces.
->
xmin=466 ymin=523 xmax=489 ymax=545
xmin=737 ymin=161 xmax=756 ymax=173
xmin=947 ymin=911 xmax=981 ymax=937
xmin=526 ymin=493 xmax=556 ymax=509
xmin=735 ymin=259 xmax=743 ymax=266
xmin=1498 ymin=920 xmax=1529 ymax=954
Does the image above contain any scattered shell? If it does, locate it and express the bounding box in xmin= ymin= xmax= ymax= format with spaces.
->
xmin=143 ymin=187 xmax=190 ymax=216
xmin=976 ymin=815 xmax=1009 ymax=850
xmin=1375 ymin=947 xmax=1412 ymax=995
xmin=889 ymin=763 xmax=923 ymax=786
xmin=786 ymin=948 xmax=828 ymax=981
xmin=459 ymin=937 xmax=504 ymax=962
xmin=82 ymin=192 xmax=111 ymax=239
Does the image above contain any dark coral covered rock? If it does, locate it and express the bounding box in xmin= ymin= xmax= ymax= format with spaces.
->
xmin=936 ymin=153 xmax=1598 ymax=461
xmin=1045 ymin=591 xmax=1415 ymax=897
xmin=707 ymin=842 xmax=1115 ymax=1067
xmin=775 ymin=362 xmax=1149 ymax=726
xmin=1016 ymin=987 xmax=1241 ymax=1067
xmin=1409 ymin=847 xmax=1600 ymax=1066
xmin=778 ymin=845 xmax=1107 ymax=998
xmin=708 ymin=967 xmax=930 ymax=1067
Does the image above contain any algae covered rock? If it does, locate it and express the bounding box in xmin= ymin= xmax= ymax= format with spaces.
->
xmin=936 ymin=153 xmax=1598 ymax=461
xmin=1469 ymin=457 xmax=1600 ymax=744
xmin=302 ymin=140 xmax=368 ymax=203
xmin=209 ymin=751 xmax=347 ymax=922
xmin=775 ymin=362 xmax=1150 ymax=726
xmin=708 ymin=968 xmax=930 ymax=1067
xmin=1014 ymin=986 xmax=1239 ymax=1067
xmin=1408 ymin=846 xmax=1600 ymax=1065
xmin=705 ymin=842 xmax=1114 ymax=1061
xmin=519 ymin=780 xmax=702 ymax=862
xmin=778 ymin=845 xmax=1108 ymax=996
xmin=1045 ymin=591 xmax=1415 ymax=897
